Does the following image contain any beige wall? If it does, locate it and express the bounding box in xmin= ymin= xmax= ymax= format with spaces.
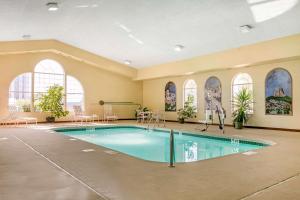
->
xmin=143 ymin=59 xmax=300 ymax=129
xmin=0 ymin=52 xmax=142 ymax=121
xmin=1 ymin=34 xmax=300 ymax=129
xmin=137 ymin=33 xmax=300 ymax=80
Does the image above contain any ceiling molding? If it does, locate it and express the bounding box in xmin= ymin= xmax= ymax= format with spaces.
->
xmin=1 ymin=34 xmax=300 ymax=81
xmin=136 ymin=34 xmax=300 ymax=80
xmin=0 ymin=40 xmax=137 ymax=78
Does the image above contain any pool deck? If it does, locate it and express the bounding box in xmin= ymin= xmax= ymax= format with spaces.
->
xmin=1 ymin=121 xmax=300 ymax=200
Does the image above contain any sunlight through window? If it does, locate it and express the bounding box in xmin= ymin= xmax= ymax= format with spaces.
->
xmin=232 ymin=73 xmax=254 ymax=113
xmin=248 ymin=0 xmax=298 ymax=23
xmin=183 ymin=79 xmax=197 ymax=110
xmin=66 ymin=76 xmax=84 ymax=112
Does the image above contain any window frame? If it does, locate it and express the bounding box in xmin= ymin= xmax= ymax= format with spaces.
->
xmin=183 ymin=79 xmax=198 ymax=111
xmin=231 ymin=73 xmax=254 ymax=113
xmin=66 ymin=75 xmax=85 ymax=112
xmin=8 ymin=72 xmax=33 ymax=112
xmin=8 ymin=59 xmax=84 ymax=113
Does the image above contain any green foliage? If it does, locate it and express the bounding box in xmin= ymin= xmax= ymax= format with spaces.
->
xmin=266 ymin=96 xmax=292 ymax=115
xmin=37 ymin=85 xmax=69 ymax=119
xmin=232 ymin=88 xmax=253 ymax=125
xmin=135 ymin=105 xmax=150 ymax=118
xmin=266 ymin=96 xmax=292 ymax=103
xmin=177 ymin=96 xmax=197 ymax=120
xmin=16 ymin=99 xmax=31 ymax=112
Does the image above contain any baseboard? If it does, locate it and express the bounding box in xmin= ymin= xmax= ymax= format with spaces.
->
xmin=243 ymin=125 xmax=300 ymax=132
xmin=2 ymin=119 xmax=299 ymax=132
xmin=164 ymin=120 xmax=300 ymax=132
xmin=1 ymin=118 xmax=137 ymax=125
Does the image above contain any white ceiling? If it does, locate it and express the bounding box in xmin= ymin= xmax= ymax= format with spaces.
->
xmin=1 ymin=0 xmax=300 ymax=68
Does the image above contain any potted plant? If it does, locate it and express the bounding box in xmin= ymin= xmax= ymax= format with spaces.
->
xmin=177 ymin=96 xmax=197 ymax=123
xmin=37 ymin=85 xmax=69 ymax=122
xmin=135 ymin=105 xmax=150 ymax=122
xmin=232 ymin=88 xmax=253 ymax=129
xmin=135 ymin=105 xmax=150 ymax=118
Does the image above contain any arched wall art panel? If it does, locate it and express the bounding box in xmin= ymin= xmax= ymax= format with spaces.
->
xmin=205 ymin=76 xmax=222 ymax=111
xmin=165 ymin=81 xmax=176 ymax=112
xmin=265 ymin=68 xmax=292 ymax=115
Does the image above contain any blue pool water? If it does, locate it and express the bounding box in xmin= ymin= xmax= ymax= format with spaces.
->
xmin=55 ymin=126 xmax=268 ymax=163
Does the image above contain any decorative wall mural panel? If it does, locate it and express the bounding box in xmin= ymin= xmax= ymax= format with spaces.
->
xmin=205 ymin=76 xmax=222 ymax=110
xmin=165 ymin=81 xmax=176 ymax=112
xmin=265 ymin=68 xmax=292 ymax=115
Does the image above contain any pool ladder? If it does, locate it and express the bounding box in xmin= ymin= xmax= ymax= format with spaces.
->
xmin=146 ymin=114 xmax=166 ymax=130
xmin=169 ymin=129 xmax=175 ymax=167
xmin=146 ymin=127 xmax=175 ymax=167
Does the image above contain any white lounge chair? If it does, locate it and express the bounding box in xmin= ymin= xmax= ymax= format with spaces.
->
xmin=72 ymin=105 xmax=98 ymax=124
xmin=0 ymin=106 xmax=37 ymax=126
xmin=147 ymin=110 xmax=165 ymax=128
xmin=21 ymin=117 xmax=38 ymax=126
xmin=137 ymin=111 xmax=151 ymax=123
xmin=103 ymin=105 xmax=118 ymax=122
xmin=0 ymin=111 xmax=19 ymax=126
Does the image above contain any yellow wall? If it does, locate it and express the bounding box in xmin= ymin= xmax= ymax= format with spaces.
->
xmin=1 ymin=34 xmax=300 ymax=129
xmin=0 ymin=52 xmax=142 ymax=121
xmin=143 ymin=59 xmax=300 ymax=129
xmin=137 ymin=34 xmax=300 ymax=80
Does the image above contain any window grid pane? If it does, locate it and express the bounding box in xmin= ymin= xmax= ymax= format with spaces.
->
xmin=33 ymin=60 xmax=66 ymax=112
xmin=66 ymin=76 xmax=84 ymax=111
xmin=8 ymin=73 xmax=32 ymax=112
xmin=184 ymin=80 xmax=197 ymax=109
xmin=232 ymin=73 xmax=254 ymax=113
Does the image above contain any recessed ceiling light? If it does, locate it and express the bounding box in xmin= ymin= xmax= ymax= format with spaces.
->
xmin=185 ymin=72 xmax=194 ymax=75
xmin=76 ymin=4 xmax=99 ymax=8
xmin=46 ymin=2 xmax=59 ymax=11
xmin=233 ymin=63 xmax=250 ymax=68
xmin=124 ymin=60 xmax=132 ymax=65
xmin=174 ymin=45 xmax=184 ymax=52
xmin=76 ymin=5 xmax=89 ymax=8
xmin=128 ymin=34 xmax=144 ymax=45
xmin=239 ymin=25 xmax=252 ymax=33
xmin=22 ymin=34 xmax=31 ymax=40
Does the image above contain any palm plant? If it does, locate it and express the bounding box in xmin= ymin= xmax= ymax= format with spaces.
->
xmin=232 ymin=88 xmax=253 ymax=129
xmin=177 ymin=95 xmax=197 ymax=123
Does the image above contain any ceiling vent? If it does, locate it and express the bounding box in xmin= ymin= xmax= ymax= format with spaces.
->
xmin=124 ymin=60 xmax=132 ymax=65
xmin=174 ymin=45 xmax=184 ymax=52
xmin=46 ymin=2 xmax=59 ymax=11
xmin=239 ymin=25 xmax=252 ymax=33
xmin=22 ymin=34 xmax=31 ymax=40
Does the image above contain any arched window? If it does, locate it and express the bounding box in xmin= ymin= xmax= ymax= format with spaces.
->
xmin=66 ymin=76 xmax=84 ymax=111
xmin=7 ymin=59 xmax=86 ymax=113
xmin=183 ymin=79 xmax=197 ymax=109
xmin=34 ymin=59 xmax=65 ymax=109
xmin=232 ymin=73 xmax=253 ymax=112
xmin=8 ymin=73 xmax=32 ymax=112
xmin=205 ymin=76 xmax=221 ymax=111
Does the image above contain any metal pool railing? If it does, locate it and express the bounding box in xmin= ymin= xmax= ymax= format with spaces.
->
xmin=169 ymin=129 xmax=175 ymax=168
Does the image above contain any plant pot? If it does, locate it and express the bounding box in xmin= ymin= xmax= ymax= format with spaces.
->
xmin=178 ymin=118 xmax=185 ymax=124
xmin=46 ymin=116 xmax=55 ymax=123
xmin=234 ymin=122 xmax=243 ymax=129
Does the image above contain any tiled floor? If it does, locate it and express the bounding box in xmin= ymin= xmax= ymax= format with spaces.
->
xmin=1 ymin=121 xmax=300 ymax=200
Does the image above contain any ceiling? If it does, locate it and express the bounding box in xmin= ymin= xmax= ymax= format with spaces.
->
xmin=0 ymin=0 xmax=300 ymax=68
